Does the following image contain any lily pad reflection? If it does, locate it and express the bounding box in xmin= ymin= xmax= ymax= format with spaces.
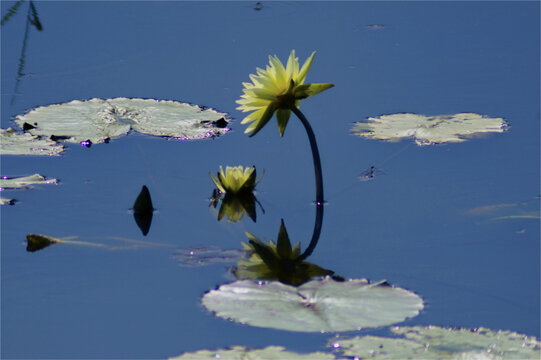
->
xmin=352 ymin=113 xmax=507 ymax=146
xmin=15 ymin=98 xmax=231 ymax=144
xmin=329 ymin=325 xmax=541 ymax=359
xmin=201 ymin=277 xmax=423 ymax=332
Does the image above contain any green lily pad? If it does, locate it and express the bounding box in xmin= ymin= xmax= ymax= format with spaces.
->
xmin=201 ymin=277 xmax=423 ymax=333
xmin=14 ymin=98 xmax=231 ymax=144
xmin=169 ymin=345 xmax=336 ymax=360
xmin=329 ymin=325 xmax=541 ymax=359
xmin=0 ymin=173 xmax=58 ymax=190
xmin=352 ymin=113 xmax=507 ymax=146
xmin=0 ymin=128 xmax=65 ymax=156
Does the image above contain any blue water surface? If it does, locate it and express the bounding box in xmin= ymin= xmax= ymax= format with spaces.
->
xmin=1 ymin=1 xmax=539 ymax=359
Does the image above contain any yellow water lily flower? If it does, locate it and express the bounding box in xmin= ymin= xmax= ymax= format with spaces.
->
xmin=236 ymin=50 xmax=334 ymax=137
xmin=209 ymin=165 xmax=263 ymax=195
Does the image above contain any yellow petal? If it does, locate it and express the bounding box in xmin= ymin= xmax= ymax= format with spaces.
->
xmin=298 ymin=51 xmax=316 ymax=84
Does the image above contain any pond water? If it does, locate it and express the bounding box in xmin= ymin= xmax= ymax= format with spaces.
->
xmin=1 ymin=1 xmax=539 ymax=359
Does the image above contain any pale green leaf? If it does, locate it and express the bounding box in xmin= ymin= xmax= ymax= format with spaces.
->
xmin=0 ymin=128 xmax=65 ymax=156
xmin=14 ymin=98 xmax=231 ymax=144
xmin=329 ymin=326 xmax=541 ymax=359
xmin=169 ymin=345 xmax=335 ymax=360
xmin=0 ymin=173 xmax=58 ymax=190
xmin=201 ymin=277 xmax=423 ymax=332
xmin=352 ymin=113 xmax=507 ymax=146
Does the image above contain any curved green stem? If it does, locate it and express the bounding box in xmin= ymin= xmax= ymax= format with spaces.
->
xmin=290 ymin=106 xmax=324 ymax=262
xmin=290 ymin=106 xmax=324 ymax=205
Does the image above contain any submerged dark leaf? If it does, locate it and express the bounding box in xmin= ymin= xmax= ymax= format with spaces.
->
xmin=133 ymin=185 xmax=153 ymax=213
xmin=132 ymin=185 xmax=154 ymax=236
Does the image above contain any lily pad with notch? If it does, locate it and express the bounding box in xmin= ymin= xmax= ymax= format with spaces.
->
xmin=14 ymin=98 xmax=231 ymax=145
xmin=201 ymin=276 xmax=424 ymax=332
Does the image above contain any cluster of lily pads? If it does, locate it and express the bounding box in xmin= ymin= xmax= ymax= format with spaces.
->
xmin=0 ymin=98 xmax=231 ymax=205
xmin=179 ymin=50 xmax=534 ymax=358
xmin=3 ymin=47 xmax=534 ymax=359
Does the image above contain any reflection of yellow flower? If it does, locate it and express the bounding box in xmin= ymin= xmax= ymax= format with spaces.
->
xmin=209 ymin=165 xmax=262 ymax=195
xmin=234 ymin=220 xmax=334 ymax=286
xmin=236 ymin=50 xmax=334 ymax=137
xmin=217 ymin=193 xmax=258 ymax=223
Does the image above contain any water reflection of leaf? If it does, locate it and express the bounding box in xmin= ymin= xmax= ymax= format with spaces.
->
xmin=170 ymin=345 xmax=335 ymax=360
xmin=234 ymin=219 xmax=334 ymax=286
xmin=15 ymin=98 xmax=231 ymax=145
xmin=0 ymin=128 xmax=65 ymax=156
xmin=352 ymin=113 xmax=507 ymax=146
xmin=329 ymin=326 xmax=541 ymax=359
xmin=201 ymin=277 xmax=424 ymax=333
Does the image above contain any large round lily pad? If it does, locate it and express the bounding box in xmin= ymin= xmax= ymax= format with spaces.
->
xmin=14 ymin=98 xmax=231 ymax=144
xmin=201 ymin=277 xmax=423 ymax=333
xmin=352 ymin=113 xmax=507 ymax=146
xmin=329 ymin=325 xmax=541 ymax=359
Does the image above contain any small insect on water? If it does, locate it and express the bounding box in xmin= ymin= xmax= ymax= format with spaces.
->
xmin=359 ymin=165 xmax=384 ymax=182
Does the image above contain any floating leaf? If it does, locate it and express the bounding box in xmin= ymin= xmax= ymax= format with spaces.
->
xmin=26 ymin=234 xmax=63 ymax=252
xmin=352 ymin=113 xmax=507 ymax=146
xmin=1 ymin=197 xmax=16 ymax=206
xmin=0 ymin=128 xmax=65 ymax=156
xmin=0 ymin=173 xmax=58 ymax=190
xmin=15 ymin=98 xmax=231 ymax=145
xmin=201 ymin=277 xmax=423 ymax=332
xmin=169 ymin=345 xmax=335 ymax=360
xmin=329 ymin=325 xmax=541 ymax=359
